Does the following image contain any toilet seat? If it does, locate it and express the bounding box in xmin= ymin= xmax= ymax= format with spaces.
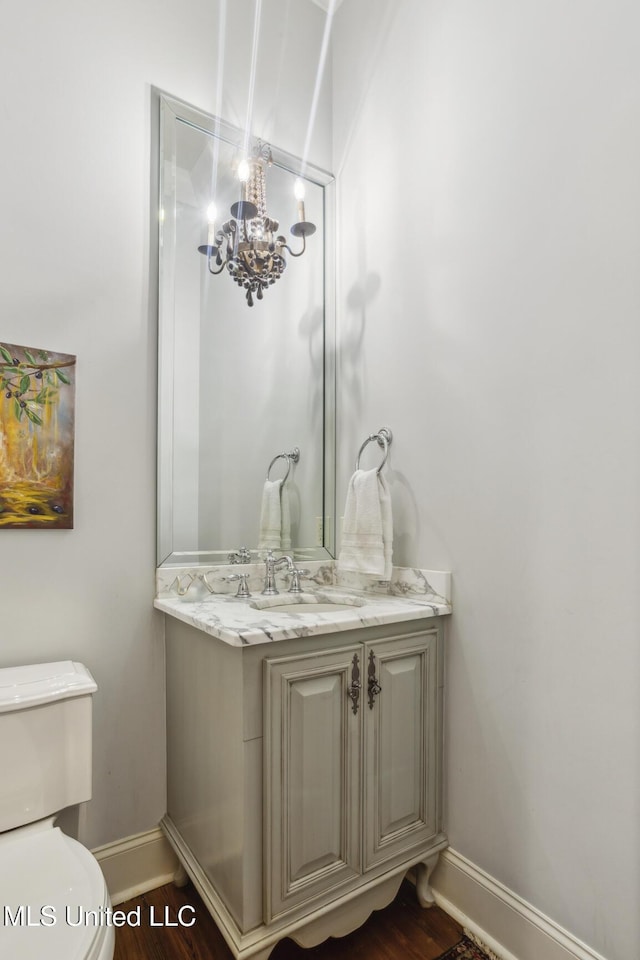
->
xmin=0 ymin=819 xmax=115 ymax=960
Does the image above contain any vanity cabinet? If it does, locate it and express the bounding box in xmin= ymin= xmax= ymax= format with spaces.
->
xmin=162 ymin=616 xmax=447 ymax=960
xmin=264 ymin=632 xmax=440 ymax=922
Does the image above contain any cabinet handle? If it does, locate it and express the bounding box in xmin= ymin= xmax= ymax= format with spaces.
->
xmin=347 ymin=653 xmax=361 ymax=715
xmin=367 ymin=651 xmax=382 ymax=709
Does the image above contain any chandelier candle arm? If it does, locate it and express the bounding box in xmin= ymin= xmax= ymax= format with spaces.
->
xmin=281 ymin=233 xmax=307 ymax=258
xmin=206 ymin=250 xmax=226 ymax=276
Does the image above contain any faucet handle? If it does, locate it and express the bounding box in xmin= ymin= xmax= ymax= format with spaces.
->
xmin=288 ymin=568 xmax=311 ymax=594
xmin=225 ymin=573 xmax=252 ymax=597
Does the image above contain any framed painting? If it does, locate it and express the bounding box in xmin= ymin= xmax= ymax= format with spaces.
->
xmin=0 ymin=342 xmax=76 ymax=528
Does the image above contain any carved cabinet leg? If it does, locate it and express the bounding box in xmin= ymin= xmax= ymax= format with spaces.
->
xmin=415 ymin=853 xmax=440 ymax=907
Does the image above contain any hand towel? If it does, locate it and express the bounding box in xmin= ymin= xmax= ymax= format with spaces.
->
xmin=280 ymin=482 xmax=292 ymax=552
xmin=258 ymin=478 xmax=283 ymax=552
xmin=338 ymin=468 xmax=393 ymax=580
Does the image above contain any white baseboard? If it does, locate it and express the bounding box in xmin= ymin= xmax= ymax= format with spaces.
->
xmin=90 ymin=830 xmax=608 ymax=960
xmin=431 ymin=849 xmax=609 ymax=960
xmin=92 ymin=826 xmax=179 ymax=906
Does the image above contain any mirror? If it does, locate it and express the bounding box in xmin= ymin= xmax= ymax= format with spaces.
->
xmin=156 ymin=92 xmax=336 ymax=566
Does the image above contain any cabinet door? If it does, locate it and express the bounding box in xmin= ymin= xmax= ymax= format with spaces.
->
xmin=264 ymin=646 xmax=362 ymax=922
xmin=363 ymin=629 xmax=441 ymax=870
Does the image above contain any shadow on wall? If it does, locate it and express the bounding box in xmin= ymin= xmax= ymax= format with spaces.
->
xmin=388 ymin=470 xmax=421 ymax=568
xmin=393 ymin=469 xmax=453 ymax=570
xmin=299 ymin=305 xmax=325 ymax=436
xmin=340 ymin=272 xmax=381 ymax=413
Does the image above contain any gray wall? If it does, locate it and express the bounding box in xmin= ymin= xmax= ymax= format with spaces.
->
xmin=332 ymin=2 xmax=639 ymax=958
xmin=0 ymin=0 xmax=331 ymax=849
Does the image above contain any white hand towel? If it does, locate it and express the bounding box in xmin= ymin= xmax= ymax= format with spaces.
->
xmin=280 ymin=482 xmax=292 ymax=552
xmin=338 ymin=469 xmax=393 ymax=580
xmin=258 ymin=479 xmax=283 ymax=551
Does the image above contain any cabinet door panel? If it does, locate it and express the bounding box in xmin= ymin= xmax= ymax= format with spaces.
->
xmin=289 ymin=673 xmax=345 ymax=881
xmin=364 ymin=631 xmax=439 ymax=870
xmin=264 ymin=647 xmax=361 ymax=921
xmin=378 ymin=655 xmax=424 ymax=832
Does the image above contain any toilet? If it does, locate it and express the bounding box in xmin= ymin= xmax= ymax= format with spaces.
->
xmin=0 ymin=661 xmax=115 ymax=960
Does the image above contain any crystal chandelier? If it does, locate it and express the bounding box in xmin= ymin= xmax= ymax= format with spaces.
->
xmin=198 ymin=140 xmax=316 ymax=307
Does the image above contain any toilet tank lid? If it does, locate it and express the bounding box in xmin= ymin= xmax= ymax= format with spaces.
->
xmin=0 ymin=661 xmax=97 ymax=713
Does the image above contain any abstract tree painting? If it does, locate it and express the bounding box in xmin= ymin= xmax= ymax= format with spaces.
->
xmin=0 ymin=342 xmax=76 ymax=528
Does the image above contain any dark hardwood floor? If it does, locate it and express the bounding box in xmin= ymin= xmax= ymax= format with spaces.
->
xmin=112 ymin=880 xmax=464 ymax=960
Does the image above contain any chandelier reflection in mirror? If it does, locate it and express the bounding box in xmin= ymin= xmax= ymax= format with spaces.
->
xmin=197 ymin=140 xmax=316 ymax=307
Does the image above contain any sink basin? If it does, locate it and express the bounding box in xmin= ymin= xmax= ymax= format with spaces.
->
xmin=265 ymin=602 xmax=358 ymax=615
xmin=249 ymin=593 xmax=367 ymax=615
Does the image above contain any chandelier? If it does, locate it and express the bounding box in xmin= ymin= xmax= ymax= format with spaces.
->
xmin=197 ymin=141 xmax=316 ymax=307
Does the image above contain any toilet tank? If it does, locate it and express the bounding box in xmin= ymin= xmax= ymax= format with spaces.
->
xmin=0 ymin=661 xmax=98 ymax=833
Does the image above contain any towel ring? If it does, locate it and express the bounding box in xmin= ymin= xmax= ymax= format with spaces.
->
xmin=266 ymin=447 xmax=300 ymax=483
xmin=355 ymin=428 xmax=393 ymax=475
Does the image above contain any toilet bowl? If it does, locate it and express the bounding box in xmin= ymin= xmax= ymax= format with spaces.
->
xmin=0 ymin=662 xmax=115 ymax=960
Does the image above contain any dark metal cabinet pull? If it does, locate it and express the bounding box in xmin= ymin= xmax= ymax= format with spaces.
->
xmin=347 ymin=653 xmax=361 ymax=715
xmin=367 ymin=651 xmax=382 ymax=709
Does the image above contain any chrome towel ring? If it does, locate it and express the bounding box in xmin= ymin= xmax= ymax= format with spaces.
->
xmin=355 ymin=428 xmax=393 ymax=475
xmin=266 ymin=447 xmax=300 ymax=483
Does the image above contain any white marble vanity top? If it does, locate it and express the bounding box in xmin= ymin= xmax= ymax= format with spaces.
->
xmin=154 ymin=564 xmax=452 ymax=647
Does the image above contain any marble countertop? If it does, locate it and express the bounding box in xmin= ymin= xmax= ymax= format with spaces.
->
xmin=154 ymin=566 xmax=451 ymax=647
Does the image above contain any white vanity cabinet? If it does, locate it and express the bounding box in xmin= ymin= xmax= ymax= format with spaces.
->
xmin=162 ymin=615 xmax=447 ymax=960
xmin=264 ymin=631 xmax=441 ymax=922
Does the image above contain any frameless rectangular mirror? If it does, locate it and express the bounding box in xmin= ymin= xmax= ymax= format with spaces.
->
xmin=155 ymin=91 xmax=336 ymax=566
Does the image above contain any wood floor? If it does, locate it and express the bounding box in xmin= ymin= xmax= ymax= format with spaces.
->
xmin=113 ymin=879 xmax=464 ymax=960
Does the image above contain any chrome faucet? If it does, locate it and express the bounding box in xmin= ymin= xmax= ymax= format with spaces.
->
xmin=262 ymin=550 xmax=293 ymax=595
